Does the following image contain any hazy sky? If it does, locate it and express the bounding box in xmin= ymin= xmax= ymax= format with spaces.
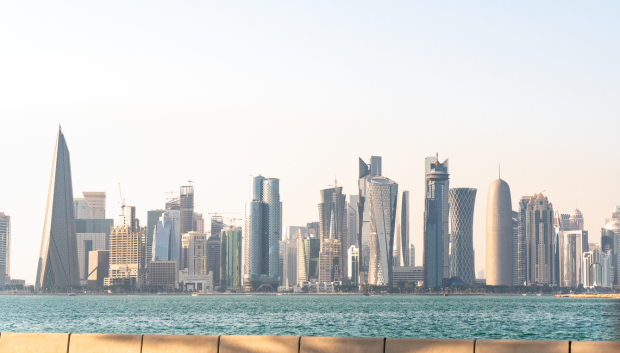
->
xmin=1 ymin=2 xmax=619 ymax=283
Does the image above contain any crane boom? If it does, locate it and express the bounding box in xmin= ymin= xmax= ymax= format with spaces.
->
xmin=118 ymin=183 xmax=125 ymax=215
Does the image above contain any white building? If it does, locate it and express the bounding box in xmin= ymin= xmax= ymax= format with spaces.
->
xmin=76 ymin=233 xmax=106 ymax=284
xmin=0 ymin=212 xmax=10 ymax=285
xmin=559 ymin=231 xmax=583 ymax=287
xmin=582 ymin=249 xmax=612 ymax=288
xmin=393 ymin=266 xmax=425 ymax=284
xmin=179 ymin=270 xmax=213 ymax=293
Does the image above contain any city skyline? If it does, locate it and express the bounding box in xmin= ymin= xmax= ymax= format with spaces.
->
xmin=1 ymin=2 xmax=619 ymax=284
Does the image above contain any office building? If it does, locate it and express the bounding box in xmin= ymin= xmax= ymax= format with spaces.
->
xmin=358 ymin=156 xmax=398 ymax=286
xmin=448 ymin=188 xmax=477 ymax=284
xmin=180 ymin=271 xmax=213 ymax=293
xmin=152 ymin=219 xmax=172 ymax=261
xmin=423 ymin=156 xmax=449 ymax=288
xmin=207 ymin=232 xmax=221 ymax=286
xmin=347 ymin=245 xmax=359 ymax=284
xmin=347 ymin=195 xmax=359 ymax=248
xmin=87 ymin=250 xmax=109 ymax=288
xmin=105 ymin=207 xmax=143 ymax=287
xmin=36 ymin=128 xmax=81 ymax=290
xmin=284 ymin=240 xmax=297 ymax=287
xmin=149 ymin=261 xmax=177 ymax=290
xmin=193 ymin=213 xmax=205 ymax=233
xmin=221 ymin=227 xmax=242 ymax=290
xmin=147 ymin=209 xmax=166 ymax=263
xmin=180 ymin=185 xmax=194 ymax=235
xmin=583 ymin=249 xmax=612 ymax=288
xmin=425 ymin=155 xmax=450 ymax=281
xmin=410 ymin=244 xmax=415 ymax=267
xmin=318 ymin=182 xmax=347 ymax=282
xmin=287 ymin=225 xmax=317 ymax=241
xmin=185 ymin=232 xmax=207 ymax=276
xmin=297 ymin=232 xmax=319 ymax=283
xmin=512 ymin=211 xmax=519 ymax=285
xmin=393 ymin=266 xmax=425 ymax=284
xmin=394 ymin=191 xmax=410 ymax=267
xmin=516 ymin=196 xmax=530 ymax=286
xmin=524 ymin=193 xmax=555 ymax=286
xmin=0 ymin=212 xmax=10 ymax=284
xmin=210 ymin=215 xmax=226 ymax=237
xmin=601 ymin=220 xmax=619 ymax=285
xmin=74 ymin=198 xmax=91 ymax=219
xmin=75 ymin=219 xmax=114 ymax=249
xmin=82 ymin=192 xmax=106 ymax=219
xmin=485 ymin=179 xmax=513 ymax=286
xmin=76 ymin=233 xmax=106 ymax=282
xmin=244 ymin=175 xmax=282 ymax=290
xmin=559 ymin=231 xmax=583 ymax=287
xmin=319 ymin=238 xmax=341 ymax=283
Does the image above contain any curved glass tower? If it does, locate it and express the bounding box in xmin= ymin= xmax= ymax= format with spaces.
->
xmin=35 ymin=128 xmax=81 ymax=290
xmin=448 ymin=188 xmax=477 ymax=284
xmin=367 ymin=176 xmax=398 ymax=286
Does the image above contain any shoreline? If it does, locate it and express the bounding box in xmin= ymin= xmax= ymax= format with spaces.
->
xmin=554 ymin=293 xmax=620 ymax=299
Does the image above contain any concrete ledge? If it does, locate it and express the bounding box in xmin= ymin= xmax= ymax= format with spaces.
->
xmin=69 ymin=333 xmax=143 ymax=353
xmin=476 ymin=339 xmax=568 ymax=353
xmin=219 ymin=335 xmax=300 ymax=353
xmin=386 ymin=338 xmax=474 ymax=353
xmin=0 ymin=332 xmax=70 ymax=353
xmin=142 ymin=334 xmax=219 ymax=353
xmin=300 ymin=336 xmax=384 ymax=353
xmin=572 ymin=340 xmax=620 ymax=353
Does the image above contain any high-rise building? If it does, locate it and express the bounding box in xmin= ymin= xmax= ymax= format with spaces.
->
xmin=210 ymin=215 xmax=226 ymax=237
xmin=284 ymin=240 xmax=297 ymax=287
xmin=517 ymin=196 xmax=530 ymax=286
xmin=207 ymin=232 xmax=221 ymax=286
xmin=358 ymin=156 xmax=398 ymax=286
xmin=106 ymin=208 xmax=143 ymax=287
xmin=318 ymin=182 xmax=346 ymax=282
xmin=0 ymin=212 xmax=10 ymax=285
xmin=87 ymin=250 xmax=109 ymax=288
xmin=612 ymin=206 xmax=620 ymax=221
xmin=147 ymin=209 xmax=166 ymax=263
xmin=193 ymin=213 xmax=205 ymax=233
xmin=82 ymin=192 xmax=106 ymax=219
xmin=75 ymin=219 xmax=114 ymax=249
xmin=448 ymin=188 xmax=477 ymax=284
xmin=287 ymin=225 xmax=317 ymax=241
xmin=347 ymin=245 xmax=359 ymax=284
xmin=318 ymin=238 xmax=341 ymax=283
xmin=347 ymin=196 xmax=359 ymax=248
xmin=409 ymin=244 xmax=415 ymax=267
xmin=185 ymin=232 xmax=207 ymax=276
xmin=424 ymin=156 xmax=449 ymax=288
xmin=35 ymin=128 xmax=81 ymax=290
xmin=297 ymin=232 xmax=319 ymax=284
xmin=220 ymin=226 xmax=242 ymax=290
xmin=76 ymin=233 xmax=106 ymax=282
xmin=523 ymin=193 xmax=555 ymax=286
xmin=152 ymin=219 xmax=172 ymax=261
xmin=601 ymin=220 xmax=619 ymax=285
xmin=243 ymin=175 xmax=282 ymax=290
xmin=149 ymin=261 xmax=177 ymax=290
xmin=512 ymin=211 xmax=519 ymax=285
xmin=74 ymin=198 xmax=91 ymax=219
xmin=559 ymin=231 xmax=583 ymax=287
xmin=582 ymin=249 xmax=612 ymax=288
xmin=394 ymin=191 xmax=410 ymax=267
xmin=485 ymin=179 xmax=513 ymax=286
xmin=425 ymin=155 xmax=450 ymax=281
xmin=180 ymin=185 xmax=194 ymax=235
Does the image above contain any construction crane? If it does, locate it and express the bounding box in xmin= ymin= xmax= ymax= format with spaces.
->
xmin=228 ymin=218 xmax=243 ymax=227
xmin=118 ymin=183 xmax=125 ymax=215
xmin=188 ymin=180 xmax=195 ymax=186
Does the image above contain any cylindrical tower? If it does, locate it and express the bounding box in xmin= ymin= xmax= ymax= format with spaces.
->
xmin=486 ymin=179 xmax=513 ymax=286
xmin=244 ymin=201 xmax=263 ymax=278
xmin=262 ymin=178 xmax=281 ymax=279
xmin=449 ymin=188 xmax=477 ymax=284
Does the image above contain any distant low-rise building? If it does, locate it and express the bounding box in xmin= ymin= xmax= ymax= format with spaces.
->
xmin=393 ymin=266 xmax=425 ymax=284
xmin=149 ymin=261 xmax=177 ymax=290
xmin=88 ymin=250 xmax=109 ymax=288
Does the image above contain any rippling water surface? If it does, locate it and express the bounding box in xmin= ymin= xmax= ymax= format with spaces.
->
xmin=0 ymin=295 xmax=617 ymax=341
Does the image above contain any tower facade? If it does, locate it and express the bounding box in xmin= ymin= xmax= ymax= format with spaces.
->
xmin=0 ymin=212 xmax=10 ymax=284
xmin=318 ymin=183 xmax=346 ymax=282
xmin=423 ymin=156 xmax=449 ymax=288
xmin=448 ymin=188 xmax=477 ymax=284
xmin=525 ymin=193 xmax=555 ymax=285
xmin=221 ymin=226 xmax=242 ymax=290
xmin=425 ymin=156 xmax=450 ymax=280
xmin=35 ymin=128 xmax=81 ymax=290
xmin=394 ymin=191 xmax=410 ymax=267
xmin=243 ymin=175 xmax=282 ymax=289
xmin=366 ymin=176 xmax=398 ymax=286
xmin=485 ymin=179 xmax=513 ymax=286
xmin=180 ymin=185 xmax=194 ymax=235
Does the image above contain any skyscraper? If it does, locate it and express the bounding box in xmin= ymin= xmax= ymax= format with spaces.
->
xmin=512 ymin=211 xmax=519 ymax=286
xmin=448 ymin=188 xmax=477 ymax=284
xmin=74 ymin=198 xmax=91 ymax=219
xmin=76 ymin=233 xmax=106 ymax=282
xmin=517 ymin=196 xmax=530 ymax=286
xmin=207 ymin=232 xmax=221 ymax=286
xmin=146 ymin=209 xmax=166 ymax=264
xmin=394 ymin=191 xmax=410 ymax=267
xmin=180 ymin=185 xmax=194 ymax=235
xmin=82 ymin=192 xmax=106 ymax=219
xmin=284 ymin=240 xmax=297 ymax=287
xmin=35 ymin=128 xmax=81 ymax=290
xmin=601 ymin=220 xmax=619 ymax=286
xmin=105 ymin=207 xmax=143 ymax=287
xmin=243 ymin=175 xmax=282 ymax=290
xmin=0 ymin=212 xmax=10 ymax=285
xmin=559 ymin=231 xmax=583 ymax=287
xmin=152 ymin=219 xmax=173 ymax=261
xmin=186 ymin=232 xmax=207 ymax=276
xmin=358 ymin=156 xmax=398 ymax=285
xmin=221 ymin=226 xmax=242 ymax=290
xmin=347 ymin=195 xmax=359 ymax=248
xmin=319 ymin=238 xmax=341 ymax=283
xmin=524 ymin=193 xmax=555 ymax=286
xmin=425 ymin=155 xmax=450 ymax=281
xmin=318 ymin=182 xmax=346 ymax=282
xmin=296 ymin=232 xmax=320 ymax=283
xmin=409 ymin=244 xmax=415 ymax=267
xmin=424 ymin=156 xmax=449 ymax=288
xmin=485 ymin=179 xmax=513 ymax=286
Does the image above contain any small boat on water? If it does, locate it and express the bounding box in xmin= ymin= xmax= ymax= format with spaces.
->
xmin=443 ymin=293 xmax=449 ymax=296
xmin=537 ymin=293 xmax=543 ymax=296
xmin=363 ymin=292 xmax=370 ymax=296
xmin=522 ymin=293 xmax=527 ymax=296
xmin=191 ymin=293 xmax=200 ymax=297
xmin=68 ymin=293 xmax=76 ymax=296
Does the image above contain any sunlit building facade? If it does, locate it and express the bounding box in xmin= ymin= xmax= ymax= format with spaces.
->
xmin=448 ymin=188 xmax=477 ymax=284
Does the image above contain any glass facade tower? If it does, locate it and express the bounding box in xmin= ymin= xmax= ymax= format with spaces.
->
xmin=424 ymin=158 xmax=449 ymax=288
xmin=448 ymin=188 xmax=477 ymax=284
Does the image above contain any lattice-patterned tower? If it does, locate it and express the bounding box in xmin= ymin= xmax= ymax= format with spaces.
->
xmin=449 ymin=188 xmax=477 ymax=284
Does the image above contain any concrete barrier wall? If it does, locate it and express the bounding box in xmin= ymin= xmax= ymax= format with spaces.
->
xmin=0 ymin=333 xmax=616 ymax=353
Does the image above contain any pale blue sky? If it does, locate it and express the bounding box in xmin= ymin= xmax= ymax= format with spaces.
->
xmin=1 ymin=1 xmax=619 ymax=283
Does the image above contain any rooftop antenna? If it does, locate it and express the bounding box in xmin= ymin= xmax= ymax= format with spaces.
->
xmin=499 ymin=162 xmax=501 ymax=179
xmin=118 ymin=183 xmax=125 ymax=216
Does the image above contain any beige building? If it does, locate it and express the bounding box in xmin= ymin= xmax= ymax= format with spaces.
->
xmin=83 ymin=192 xmax=106 ymax=219
xmin=105 ymin=224 xmax=143 ymax=286
xmin=88 ymin=250 xmax=109 ymax=288
xmin=185 ymin=232 xmax=207 ymax=275
xmin=485 ymin=179 xmax=513 ymax=286
xmin=76 ymin=233 xmax=106 ymax=282
xmin=319 ymin=238 xmax=341 ymax=282
xmin=150 ymin=261 xmax=177 ymax=289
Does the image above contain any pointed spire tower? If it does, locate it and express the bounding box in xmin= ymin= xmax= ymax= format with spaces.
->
xmin=35 ymin=127 xmax=80 ymax=290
